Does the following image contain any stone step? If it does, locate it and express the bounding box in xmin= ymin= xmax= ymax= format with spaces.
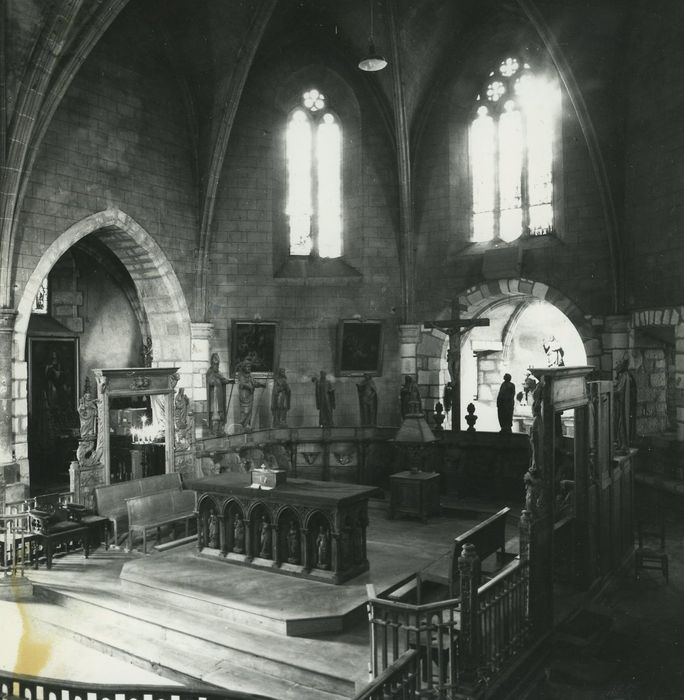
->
xmin=32 ymin=578 xmax=362 ymax=699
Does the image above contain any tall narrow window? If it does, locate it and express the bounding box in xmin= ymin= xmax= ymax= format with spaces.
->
xmin=469 ymin=57 xmax=559 ymax=242
xmin=286 ymin=89 xmax=342 ymax=257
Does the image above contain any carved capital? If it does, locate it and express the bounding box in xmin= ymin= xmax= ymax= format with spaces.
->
xmin=0 ymin=309 xmax=17 ymax=334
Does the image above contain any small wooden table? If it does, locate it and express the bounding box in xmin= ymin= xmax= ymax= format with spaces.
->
xmin=389 ymin=470 xmax=441 ymax=523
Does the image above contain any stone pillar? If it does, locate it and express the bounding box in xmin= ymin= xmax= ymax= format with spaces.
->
xmin=191 ymin=322 xmax=213 ymax=437
xmin=0 ymin=310 xmax=19 ymax=507
xmin=398 ymin=324 xmax=421 ymax=379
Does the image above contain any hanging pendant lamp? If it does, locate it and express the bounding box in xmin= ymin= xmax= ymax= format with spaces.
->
xmin=358 ymin=0 xmax=387 ymax=72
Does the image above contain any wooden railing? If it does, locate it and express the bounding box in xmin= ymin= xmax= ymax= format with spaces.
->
xmin=0 ymin=671 xmax=273 ymax=700
xmin=363 ymin=512 xmax=534 ymax=698
xmin=1 ymin=512 xmax=31 ymax=578
xmin=351 ymin=649 xmax=420 ymax=700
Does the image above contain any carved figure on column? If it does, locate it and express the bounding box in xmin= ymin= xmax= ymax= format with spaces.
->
xmin=233 ymin=515 xmax=245 ymax=553
xmin=174 ymin=388 xmax=190 ymax=446
xmin=258 ymin=516 xmax=272 ymax=558
xmin=236 ymin=360 xmax=265 ymax=432
xmin=287 ymin=521 xmax=300 ymax=564
xmin=141 ymin=336 xmax=153 ymax=367
xmin=313 ymin=371 xmax=335 ymax=427
xmin=613 ymin=356 xmax=635 ymax=453
xmin=206 ymin=353 xmax=230 ymax=436
xmin=315 ymin=526 xmax=330 ymax=569
xmin=497 ymin=373 xmax=516 ymax=433
xmin=356 ymin=373 xmax=378 ymax=426
xmin=271 ymin=368 xmax=291 ymax=428
xmin=77 ymin=388 xmax=98 ymax=441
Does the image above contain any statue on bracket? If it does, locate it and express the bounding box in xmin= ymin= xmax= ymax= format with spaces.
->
xmin=313 ymin=371 xmax=335 ymax=427
xmin=77 ymin=381 xmax=98 ymax=441
xmin=496 ymin=373 xmax=516 ymax=434
xmin=356 ymin=373 xmax=378 ymax=426
xmin=271 ymin=368 xmax=291 ymax=428
xmin=543 ymin=336 xmax=565 ymax=367
xmin=236 ymin=360 xmax=266 ymax=432
xmin=174 ymin=388 xmax=191 ymax=447
xmin=400 ymin=376 xmax=421 ymax=418
xmin=206 ymin=353 xmax=230 ymax=436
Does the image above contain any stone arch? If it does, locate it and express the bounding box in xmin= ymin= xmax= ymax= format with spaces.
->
xmin=416 ymin=278 xmax=600 ymax=429
xmin=11 ymin=208 xmax=193 ymax=478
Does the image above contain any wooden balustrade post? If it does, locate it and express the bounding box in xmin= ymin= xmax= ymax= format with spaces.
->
xmin=519 ymin=509 xmax=532 ymax=622
xmin=458 ymin=543 xmax=481 ymax=687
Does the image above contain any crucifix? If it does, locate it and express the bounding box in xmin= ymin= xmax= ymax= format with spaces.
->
xmin=424 ymin=315 xmax=490 ymax=430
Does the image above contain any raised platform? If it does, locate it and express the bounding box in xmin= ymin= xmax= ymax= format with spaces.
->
xmin=120 ymin=504 xmax=477 ymax=636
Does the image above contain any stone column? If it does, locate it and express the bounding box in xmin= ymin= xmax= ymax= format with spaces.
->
xmin=191 ymin=322 xmax=213 ymax=438
xmin=0 ymin=310 xmax=19 ymax=506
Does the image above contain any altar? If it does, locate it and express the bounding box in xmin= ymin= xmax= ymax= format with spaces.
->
xmin=184 ymin=472 xmax=378 ymax=584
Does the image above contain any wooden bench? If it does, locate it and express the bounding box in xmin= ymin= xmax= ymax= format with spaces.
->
xmin=416 ymin=506 xmax=514 ymax=601
xmin=94 ymin=473 xmax=183 ymax=546
xmin=126 ymin=489 xmax=197 ymax=553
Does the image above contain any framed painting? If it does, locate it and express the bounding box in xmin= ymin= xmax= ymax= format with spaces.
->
xmin=27 ymin=337 xmax=80 ymax=414
xmin=231 ymin=321 xmax=280 ymax=375
xmin=336 ymin=320 xmax=383 ymax=376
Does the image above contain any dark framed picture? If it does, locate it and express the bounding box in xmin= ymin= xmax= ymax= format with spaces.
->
xmin=231 ymin=321 xmax=280 ymax=375
xmin=27 ymin=337 xmax=80 ymax=414
xmin=337 ymin=320 xmax=384 ymax=376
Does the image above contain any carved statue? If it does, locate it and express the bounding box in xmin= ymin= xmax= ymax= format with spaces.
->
xmin=77 ymin=390 xmax=98 ymax=441
xmin=174 ymin=388 xmax=190 ymax=446
xmin=258 ymin=516 xmax=271 ymax=558
xmin=141 ymin=336 xmax=153 ymax=367
xmin=614 ymin=356 xmax=635 ymax=453
xmin=233 ymin=515 xmax=245 ymax=553
xmin=206 ymin=353 xmax=230 ymax=436
xmin=287 ymin=521 xmax=300 ymax=564
xmin=315 ymin=526 xmax=330 ymax=569
xmin=356 ymin=373 xmax=378 ymax=426
xmin=271 ymin=368 xmax=291 ymax=428
xmin=543 ymin=336 xmax=565 ymax=367
xmin=313 ymin=371 xmax=335 ymax=427
xmin=400 ymin=376 xmax=421 ymax=418
xmin=496 ymin=373 xmax=516 ymax=434
xmin=433 ymin=402 xmax=445 ymax=431
xmin=236 ymin=360 xmax=265 ymax=432
xmin=523 ymin=371 xmax=538 ymax=405
xmin=208 ymin=511 xmax=218 ymax=549
xmin=524 ymin=466 xmax=543 ymax=518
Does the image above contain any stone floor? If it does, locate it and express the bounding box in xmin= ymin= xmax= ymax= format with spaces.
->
xmin=526 ymin=513 xmax=684 ymax=700
xmin=1 ymin=502 xmax=497 ymax=697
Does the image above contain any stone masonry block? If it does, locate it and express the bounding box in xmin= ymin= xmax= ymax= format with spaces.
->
xmin=401 ymin=358 xmax=416 ymax=375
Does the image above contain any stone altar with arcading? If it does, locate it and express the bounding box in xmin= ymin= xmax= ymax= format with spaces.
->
xmin=186 ymin=471 xmax=377 ymax=584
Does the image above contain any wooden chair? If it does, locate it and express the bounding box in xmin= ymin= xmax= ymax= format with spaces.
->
xmin=634 ymin=515 xmax=668 ymax=583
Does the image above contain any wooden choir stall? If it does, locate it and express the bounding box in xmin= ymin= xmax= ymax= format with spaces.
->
xmin=185 ymin=469 xmax=378 ymax=584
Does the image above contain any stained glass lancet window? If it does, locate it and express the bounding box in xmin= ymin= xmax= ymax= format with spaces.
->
xmin=286 ymin=89 xmax=342 ymax=257
xmin=470 ymin=57 xmax=560 ymax=242
xmin=32 ymin=277 xmax=48 ymax=314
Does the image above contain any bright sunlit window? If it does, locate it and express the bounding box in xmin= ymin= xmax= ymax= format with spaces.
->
xmin=470 ymin=57 xmax=560 ymax=242
xmin=286 ymin=89 xmax=342 ymax=257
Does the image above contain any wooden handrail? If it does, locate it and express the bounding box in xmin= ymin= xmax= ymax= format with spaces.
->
xmin=351 ymin=649 xmax=419 ymax=700
xmin=0 ymin=670 xmax=272 ymax=700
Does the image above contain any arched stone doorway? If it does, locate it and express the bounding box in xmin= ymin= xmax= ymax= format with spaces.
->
xmin=12 ymin=208 xmax=193 ymax=486
xmin=416 ymin=278 xmax=599 ymax=431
